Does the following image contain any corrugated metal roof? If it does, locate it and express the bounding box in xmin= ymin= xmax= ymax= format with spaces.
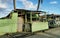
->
xmin=16 ymin=9 xmax=46 ymax=13
xmin=0 ymin=9 xmax=46 ymax=18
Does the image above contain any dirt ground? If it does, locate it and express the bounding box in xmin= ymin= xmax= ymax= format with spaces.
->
xmin=0 ymin=27 xmax=60 ymax=38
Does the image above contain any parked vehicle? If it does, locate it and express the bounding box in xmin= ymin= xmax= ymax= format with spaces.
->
xmin=48 ymin=14 xmax=60 ymax=27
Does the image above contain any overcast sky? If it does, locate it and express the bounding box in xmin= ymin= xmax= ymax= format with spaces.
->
xmin=0 ymin=0 xmax=60 ymax=18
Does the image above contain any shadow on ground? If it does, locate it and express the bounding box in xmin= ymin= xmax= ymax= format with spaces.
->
xmin=0 ymin=32 xmax=35 ymax=38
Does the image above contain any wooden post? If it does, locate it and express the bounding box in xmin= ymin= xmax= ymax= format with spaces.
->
xmin=30 ymin=12 xmax=32 ymax=32
xmin=30 ymin=12 xmax=32 ymax=23
xmin=44 ymin=12 xmax=47 ymax=21
xmin=24 ymin=12 xmax=27 ymax=32
xmin=25 ymin=13 xmax=27 ymax=23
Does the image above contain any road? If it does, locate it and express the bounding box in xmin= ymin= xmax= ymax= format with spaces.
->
xmin=25 ymin=27 xmax=60 ymax=38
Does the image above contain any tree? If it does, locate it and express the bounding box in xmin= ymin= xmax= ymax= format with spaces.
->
xmin=37 ymin=0 xmax=43 ymax=11
xmin=13 ymin=0 xmax=16 ymax=10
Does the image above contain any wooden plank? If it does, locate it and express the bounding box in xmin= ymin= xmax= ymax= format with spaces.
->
xmin=17 ymin=17 xmax=24 ymax=32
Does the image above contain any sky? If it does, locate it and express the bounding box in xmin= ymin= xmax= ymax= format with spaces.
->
xmin=0 ymin=0 xmax=60 ymax=18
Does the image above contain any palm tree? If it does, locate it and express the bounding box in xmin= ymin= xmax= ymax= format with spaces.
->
xmin=13 ymin=0 xmax=16 ymax=10
xmin=13 ymin=0 xmax=42 ymax=11
xmin=37 ymin=0 xmax=43 ymax=11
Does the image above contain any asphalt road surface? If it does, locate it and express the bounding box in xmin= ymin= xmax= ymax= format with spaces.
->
xmin=25 ymin=27 xmax=60 ymax=38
